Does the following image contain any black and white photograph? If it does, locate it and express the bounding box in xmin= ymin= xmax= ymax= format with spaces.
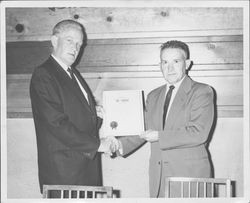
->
xmin=1 ymin=1 xmax=249 ymax=203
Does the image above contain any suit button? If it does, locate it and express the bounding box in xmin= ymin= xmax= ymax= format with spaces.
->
xmin=158 ymin=161 xmax=161 ymax=164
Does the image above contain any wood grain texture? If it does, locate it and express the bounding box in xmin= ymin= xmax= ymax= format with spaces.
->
xmin=5 ymin=7 xmax=243 ymax=118
xmin=6 ymin=35 xmax=243 ymax=74
xmin=6 ymin=7 xmax=242 ymax=41
xmin=7 ymin=71 xmax=243 ymax=118
xmin=6 ymin=35 xmax=243 ymax=118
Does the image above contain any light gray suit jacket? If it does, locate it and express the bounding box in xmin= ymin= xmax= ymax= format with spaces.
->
xmin=119 ymin=76 xmax=215 ymax=197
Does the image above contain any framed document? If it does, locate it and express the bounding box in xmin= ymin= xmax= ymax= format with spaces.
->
xmin=103 ymin=90 xmax=145 ymax=136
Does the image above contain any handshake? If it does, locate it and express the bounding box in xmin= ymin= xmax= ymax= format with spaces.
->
xmin=97 ymin=136 xmax=121 ymax=156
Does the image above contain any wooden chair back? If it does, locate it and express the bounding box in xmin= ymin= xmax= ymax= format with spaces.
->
xmin=165 ymin=177 xmax=231 ymax=198
xmin=43 ymin=184 xmax=113 ymax=198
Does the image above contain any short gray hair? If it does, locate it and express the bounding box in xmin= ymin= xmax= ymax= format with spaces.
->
xmin=161 ymin=40 xmax=190 ymax=59
xmin=52 ymin=19 xmax=84 ymax=36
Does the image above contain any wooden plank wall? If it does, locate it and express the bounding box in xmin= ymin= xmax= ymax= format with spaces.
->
xmin=5 ymin=7 xmax=243 ymax=119
xmin=7 ymin=38 xmax=243 ymax=118
xmin=6 ymin=7 xmax=242 ymax=41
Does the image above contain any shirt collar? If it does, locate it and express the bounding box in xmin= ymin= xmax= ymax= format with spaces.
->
xmin=51 ymin=54 xmax=71 ymax=72
xmin=166 ymin=75 xmax=186 ymax=91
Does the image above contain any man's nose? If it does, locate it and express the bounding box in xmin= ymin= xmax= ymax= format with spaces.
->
xmin=71 ymin=43 xmax=79 ymax=53
xmin=167 ymin=63 xmax=175 ymax=72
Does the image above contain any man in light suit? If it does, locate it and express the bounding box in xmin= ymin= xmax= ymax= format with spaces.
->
xmin=30 ymin=19 xmax=116 ymax=196
xmin=117 ymin=40 xmax=215 ymax=197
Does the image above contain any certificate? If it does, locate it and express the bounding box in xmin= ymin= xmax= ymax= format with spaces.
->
xmin=103 ymin=90 xmax=145 ymax=136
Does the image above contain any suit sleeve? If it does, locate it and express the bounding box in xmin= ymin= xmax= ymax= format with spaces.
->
xmin=118 ymin=136 xmax=146 ymax=157
xmin=30 ymin=68 xmax=100 ymax=159
xmin=158 ymin=86 xmax=214 ymax=150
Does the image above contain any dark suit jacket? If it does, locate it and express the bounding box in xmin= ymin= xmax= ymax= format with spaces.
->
xmin=30 ymin=56 xmax=102 ymax=193
xmin=120 ymin=76 xmax=214 ymax=197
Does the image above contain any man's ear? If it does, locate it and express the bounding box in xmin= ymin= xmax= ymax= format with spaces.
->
xmin=185 ymin=59 xmax=191 ymax=70
xmin=51 ymin=35 xmax=58 ymax=48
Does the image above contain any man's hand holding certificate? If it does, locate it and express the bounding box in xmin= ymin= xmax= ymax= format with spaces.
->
xmin=97 ymin=90 xmax=145 ymax=156
xmin=97 ymin=136 xmax=120 ymax=155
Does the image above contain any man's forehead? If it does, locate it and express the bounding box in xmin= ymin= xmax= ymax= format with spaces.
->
xmin=161 ymin=48 xmax=186 ymax=58
xmin=60 ymin=28 xmax=82 ymax=35
xmin=58 ymin=29 xmax=83 ymax=40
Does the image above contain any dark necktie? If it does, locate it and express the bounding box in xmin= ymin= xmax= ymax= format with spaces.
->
xmin=162 ymin=85 xmax=175 ymax=129
xmin=67 ymin=67 xmax=90 ymax=104
xmin=67 ymin=67 xmax=79 ymax=87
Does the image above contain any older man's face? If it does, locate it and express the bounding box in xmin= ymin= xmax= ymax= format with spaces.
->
xmin=52 ymin=28 xmax=83 ymax=66
xmin=160 ymin=48 xmax=190 ymax=84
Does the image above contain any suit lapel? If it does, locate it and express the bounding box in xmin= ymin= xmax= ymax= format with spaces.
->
xmin=147 ymin=85 xmax=167 ymax=130
xmin=49 ymin=57 xmax=94 ymax=114
xmin=72 ymin=68 xmax=96 ymax=114
xmin=165 ymin=76 xmax=192 ymax=128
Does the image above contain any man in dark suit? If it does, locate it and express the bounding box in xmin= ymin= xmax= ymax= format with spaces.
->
xmin=116 ymin=40 xmax=215 ymax=197
xmin=30 ymin=19 xmax=115 ymax=196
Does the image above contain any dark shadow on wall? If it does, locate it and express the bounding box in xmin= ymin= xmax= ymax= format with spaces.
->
xmin=206 ymin=87 xmax=217 ymax=179
xmin=72 ymin=23 xmax=88 ymax=70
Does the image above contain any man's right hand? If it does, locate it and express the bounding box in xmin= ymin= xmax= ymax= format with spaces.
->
xmin=98 ymin=136 xmax=120 ymax=155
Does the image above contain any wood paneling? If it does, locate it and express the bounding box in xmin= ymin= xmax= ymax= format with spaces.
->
xmin=6 ymin=7 xmax=242 ymax=41
xmin=81 ymin=41 xmax=243 ymax=67
xmin=6 ymin=42 xmax=51 ymax=74
xmin=6 ymin=35 xmax=243 ymax=74
xmin=5 ymin=7 xmax=243 ymax=118
xmin=6 ymin=34 xmax=243 ymax=118
xmin=7 ymin=70 xmax=243 ymax=118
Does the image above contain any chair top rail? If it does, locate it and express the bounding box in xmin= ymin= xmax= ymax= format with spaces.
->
xmin=43 ymin=185 xmax=113 ymax=192
xmin=166 ymin=177 xmax=231 ymax=184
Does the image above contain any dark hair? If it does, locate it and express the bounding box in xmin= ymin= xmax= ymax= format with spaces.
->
xmin=160 ymin=40 xmax=190 ymax=59
xmin=52 ymin=19 xmax=84 ymax=36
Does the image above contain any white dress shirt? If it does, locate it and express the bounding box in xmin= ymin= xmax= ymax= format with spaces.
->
xmin=164 ymin=75 xmax=186 ymax=120
xmin=51 ymin=54 xmax=89 ymax=104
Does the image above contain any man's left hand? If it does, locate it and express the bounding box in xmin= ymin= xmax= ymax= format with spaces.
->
xmin=96 ymin=105 xmax=104 ymax=119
